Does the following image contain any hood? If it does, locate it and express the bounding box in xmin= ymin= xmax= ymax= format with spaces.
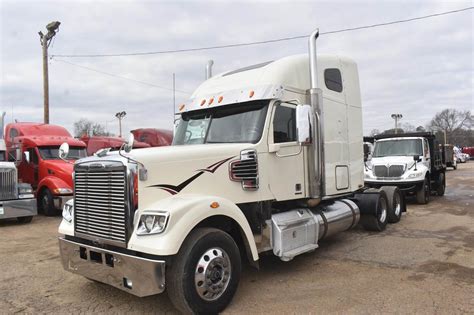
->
xmin=42 ymin=159 xmax=74 ymax=187
xmin=370 ymin=156 xmax=415 ymax=168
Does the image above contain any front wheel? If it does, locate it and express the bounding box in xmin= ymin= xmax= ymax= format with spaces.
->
xmin=166 ymin=228 xmax=241 ymax=314
xmin=39 ymin=189 xmax=57 ymax=216
xmin=416 ymin=177 xmax=430 ymax=204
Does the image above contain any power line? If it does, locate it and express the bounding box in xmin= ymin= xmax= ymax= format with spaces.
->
xmin=53 ymin=58 xmax=191 ymax=94
xmin=51 ymin=6 xmax=473 ymax=58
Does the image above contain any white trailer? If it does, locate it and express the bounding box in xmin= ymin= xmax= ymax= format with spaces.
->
xmin=58 ymin=30 xmax=405 ymax=313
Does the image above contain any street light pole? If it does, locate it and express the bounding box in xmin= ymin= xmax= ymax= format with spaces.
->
xmin=39 ymin=21 xmax=61 ymax=124
xmin=391 ymin=114 xmax=403 ymax=134
xmin=115 ymin=111 xmax=127 ymax=138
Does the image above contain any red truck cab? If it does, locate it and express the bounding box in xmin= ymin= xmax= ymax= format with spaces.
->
xmin=131 ymin=128 xmax=173 ymax=147
xmin=4 ymin=123 xmax=86 ymax=215
xmin=80 ymin=135 xmax=150 ymax=156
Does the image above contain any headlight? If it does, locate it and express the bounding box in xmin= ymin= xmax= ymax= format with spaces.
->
xmin=408 ymin=171 xmax=423 ymax=178
xmin=18 ymin=184 xmax=34 ymax=198
xmin=136 ymin=212 xmax=169 ymax=235
xmin=53 ymin=188 xmax=73 ymax=195
xmin=62 ymin=200 xmax=74 ymax=223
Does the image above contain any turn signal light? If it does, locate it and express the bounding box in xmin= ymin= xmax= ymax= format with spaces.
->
xmin=210 ymin=202 xmax=220 ymax=209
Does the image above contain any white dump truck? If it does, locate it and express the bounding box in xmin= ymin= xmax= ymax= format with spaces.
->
xmin=364 ymin=132 xmax=446 ymax=204
xmin=0 ymin=112 xmax=37 ymax=223
xmin=58 ymin=30 xmax=405 ymax=314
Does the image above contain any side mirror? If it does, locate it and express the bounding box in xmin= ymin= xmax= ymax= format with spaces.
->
xmin=23 ymin=151 xmax=30 ymax=164
xmin=413 ymin=155 xmax=421 ymax=162
xmin=296 ymin=104 xmax=313 ymax=145
xmin=15 ymin=148 xmax=22 ymax=161
xmin=124 ymin=133 xmax=134 ymax=153
xmin=59 ymin=142 xmax=70 ymax=160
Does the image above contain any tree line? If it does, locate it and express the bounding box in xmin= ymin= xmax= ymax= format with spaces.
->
xmin=370 ymin=109 xmax=473 ymax=147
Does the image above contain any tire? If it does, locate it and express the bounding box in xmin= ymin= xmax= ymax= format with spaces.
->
xmin=380 ymin=186 xmax=403 ymax=223
xmin=17 ymin=216 xmax=33 ymax=223
xmin=360 ymin=190 xmax=388 ymax=232
xmin=166 ymin=228 xmax=241 ymax=314
xmin=39 ymin=189 xmax=57 ymax=216
xmin=416 ymin=176 xmax=430 ymax=204
xmin=436 ymin=172 xmax=446 ymax=196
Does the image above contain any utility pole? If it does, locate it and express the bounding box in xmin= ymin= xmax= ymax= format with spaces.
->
xmin=39 ymin=21 xmax=61 ymax=124
xmin=391 ymin=114 xmax=403 ymax=134
xmin=115 ymin=111 xmax=127 ymax=138
xmin=173 ymin=73 xmax=176 ymax=122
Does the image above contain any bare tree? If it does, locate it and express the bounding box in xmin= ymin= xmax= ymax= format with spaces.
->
xmin=428 ymin=109 xmax=472 ymax=133
xmin=74 ymin=118 xmax=111 ymax=137
xmin=400 ymin=123 xmax=416 ymax=132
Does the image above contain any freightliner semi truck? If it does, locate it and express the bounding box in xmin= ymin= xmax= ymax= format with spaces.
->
xmin=58 ymin=30 xmax=405 ymax=314
xmin=0 ymin=112 xmax=37 ymax=223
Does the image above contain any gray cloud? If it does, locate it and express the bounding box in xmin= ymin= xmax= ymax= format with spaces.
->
xmin=1 ymin=0 xmax=472 ymax=136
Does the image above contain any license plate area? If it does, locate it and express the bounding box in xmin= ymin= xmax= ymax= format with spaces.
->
xmin=79 ymin=246 xmax=115 ymax=267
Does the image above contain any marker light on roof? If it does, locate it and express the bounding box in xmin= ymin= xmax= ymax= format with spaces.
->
xmin=218 ymin=96 xmax=223 ymax=103
xmin=249 ymin=90 xmax=255 ymax=98
xmin=178 ymin=104 xmax=185 ymax=111
xmin=208 ymin=97 xmax=214 ymax=105
xmin=200 ymin=99 xmax=206 ymax=106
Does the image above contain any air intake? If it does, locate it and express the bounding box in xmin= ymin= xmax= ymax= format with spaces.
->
xmin=229 ymin=149 xmax=259 ymax=190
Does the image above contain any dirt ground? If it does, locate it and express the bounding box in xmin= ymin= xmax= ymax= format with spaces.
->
xmin=1 ymin=163 xmax=473 ymax=314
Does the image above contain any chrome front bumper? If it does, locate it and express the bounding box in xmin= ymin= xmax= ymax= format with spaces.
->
xmin=0 ymin=198 xmax=37 ymax=220
xmin=58 ymin=237 xmax=166 ymax=297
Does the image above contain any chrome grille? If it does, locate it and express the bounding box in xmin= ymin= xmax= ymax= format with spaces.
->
xmin=373 ymin=165 xmax=405 ymax=178
xmin=229 ymin=149 xmax=258 ymax=190
xmin=0 ymin=167 xmax=17 ymax=201
xmin=74 ymin=165 xmax=127 ymax=245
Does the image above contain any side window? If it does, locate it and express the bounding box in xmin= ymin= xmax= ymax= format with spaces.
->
xmin=9 ymin=128 xmax=18 ymax=140
xmin=423 ymin=140 xmax=429 ymax=157
xmin=324 ymin=68 xmax=343 ymax=93
xmin=273 ymin=105 xmax=296 ymax=143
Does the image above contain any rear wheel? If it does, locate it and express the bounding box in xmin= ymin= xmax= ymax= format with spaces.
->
xmin=360 ymin=190 xmax=388 ymax=232
xmin=17 ymin=216 xmax=33 ymax=223
xmin=39 ymin=189 xmax=57 ymax=216
xmin=416 ymin=177 xmax=430 ymax=204
xmin=380 ymin=186 xmax=403 ymax=223
xmin=436 ymin=173 xmax=445 ymax=196
xmin=166 ymin=228 xmax=241 ymax=314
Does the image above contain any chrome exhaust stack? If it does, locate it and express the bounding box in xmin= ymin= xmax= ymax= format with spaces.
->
xmin=307 ymin=29 xmax=325 ymax=198
xmin=0 ymin=111 xmax=5 ymax=139
xmin=205 ymin=60 xmax=214 ymax=80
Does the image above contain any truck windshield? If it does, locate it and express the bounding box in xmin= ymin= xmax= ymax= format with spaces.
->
xmin=373 ymin=139 xmax=422 ymax=157
xmin=38 ymin=146 xmax=87 ymax=160
xmin=173 ymin=101 xmax=269 ymax=145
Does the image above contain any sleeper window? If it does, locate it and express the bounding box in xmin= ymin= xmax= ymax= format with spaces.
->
xmin=324 ymin=68 xmax=343 ymax=92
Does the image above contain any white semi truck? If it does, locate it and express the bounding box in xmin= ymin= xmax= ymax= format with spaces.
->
xmin=58 ymin=30 xmax=405 ymax=314
xmin=0 ymin=112 xmax=37 ymax=223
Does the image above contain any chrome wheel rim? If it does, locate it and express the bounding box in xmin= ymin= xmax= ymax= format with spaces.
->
xmin=194 ymin=247 xmax=231 ymax=301
xmin=394 ymin=193 xmax=401 ymax=217
xmin=379 ymin=199 xmax=387 ymax=223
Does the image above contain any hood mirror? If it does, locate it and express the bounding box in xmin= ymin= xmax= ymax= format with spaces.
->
xmin=124 ymin=133 xmax=134 ymax=153
xmin=59 ymin=142 xmax=70 ymax=160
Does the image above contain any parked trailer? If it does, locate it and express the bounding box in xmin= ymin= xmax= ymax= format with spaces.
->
xmin=441 ymin=144 xmax=456 ymax=170
xmin=131 ymin=128 xmax=172 ymax=147
xmin=58 ymin=30 xmax=405 ymax=314
xmin=4 ymin=122 xmax=87 ymax=215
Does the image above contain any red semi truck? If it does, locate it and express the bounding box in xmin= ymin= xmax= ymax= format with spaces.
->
xmin=80 ymin=135 xmax=151 ymax=156
xmin=131 ymin=128 xmax=173 ymax=147
xmin=4 ymin=123 xmax=87 ymax=215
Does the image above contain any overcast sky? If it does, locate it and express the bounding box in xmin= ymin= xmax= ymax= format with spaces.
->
xmin=1 ymin=0 xmax=473 ymax=137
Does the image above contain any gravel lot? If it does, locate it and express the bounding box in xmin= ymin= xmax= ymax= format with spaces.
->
xmin=1 ymin=162 xmax=473 ymax=314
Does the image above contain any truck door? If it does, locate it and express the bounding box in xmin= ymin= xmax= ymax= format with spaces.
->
xmin=20 ymin=147 xmax=39 ymax=189
xmin=423 ymin=139 xmax=431 ymax=171
xmin=267 ymin=102 xmax=305 ymax=200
